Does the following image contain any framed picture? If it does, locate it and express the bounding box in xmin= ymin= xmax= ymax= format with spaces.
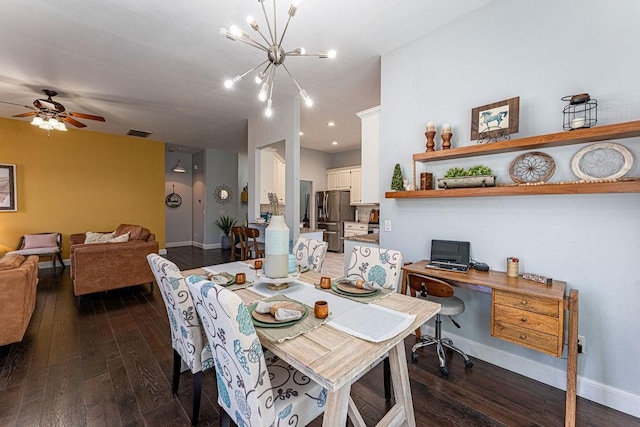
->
xmin=0 ymin=164 xmax=17 ymax=211
xmin=471 ymin=96 xmax=520 ymax=141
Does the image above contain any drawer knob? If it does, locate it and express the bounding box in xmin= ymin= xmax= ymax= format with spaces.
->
xmin=520 ymin=300 xmax=528 ymax=305
xmin=520 ymin=334 xmax=527 ymax=340
xmin=521 ymin=317 xmax=527 ymax=322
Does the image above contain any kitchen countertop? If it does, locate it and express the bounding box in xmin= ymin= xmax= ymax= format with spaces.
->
xmin=344 ymin=233 xmax=379 ymax=244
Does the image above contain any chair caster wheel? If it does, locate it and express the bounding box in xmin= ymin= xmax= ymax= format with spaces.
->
xmin=411 ymin=352 xmax=418 ymax=362
xmin=439 ymin=367 xmax=449 ymax=377
xmin=465 ymin=360 xmax=474 ymax=368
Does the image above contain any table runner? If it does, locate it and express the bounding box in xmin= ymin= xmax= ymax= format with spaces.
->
xmin=250 ymin=280 xmax=415 ymax=343
xmin=251 ymin=295 xmax=326 ymax=343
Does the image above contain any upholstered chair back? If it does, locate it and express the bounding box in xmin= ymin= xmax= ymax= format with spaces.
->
xmin=346 ymin=246 xmax=403 ymax=290
xmin=187 ymin=276 xmax=276 ymax=427
xmin=146 ymin=254 xmax=213 ymax=373
xmin=293 ymin=237 xmax=329 ymax=273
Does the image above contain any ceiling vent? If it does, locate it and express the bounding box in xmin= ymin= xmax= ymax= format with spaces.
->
xmin=126 ymin=129 xmax=153 ymax=138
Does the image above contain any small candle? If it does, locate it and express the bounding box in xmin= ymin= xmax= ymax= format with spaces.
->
xmin=426 ymin=122 xmax=435 ymax=132
xmin=442 ymin=123 xmax=451 ymax=133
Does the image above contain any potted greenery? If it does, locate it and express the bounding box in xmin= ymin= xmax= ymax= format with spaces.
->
xmin=215 ymin=215 xmax=237 ymax=249
xmin=437 ymin=165 xmax=495 ymax=189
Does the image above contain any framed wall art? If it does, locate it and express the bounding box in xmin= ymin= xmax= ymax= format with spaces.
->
xmin=0 ymin=164 xmax=17 ymax=211
xmin=471 ymin=96 xmax=520 ymax=142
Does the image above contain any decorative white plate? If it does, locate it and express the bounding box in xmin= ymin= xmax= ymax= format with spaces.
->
xmin=571 ymin=143 xmax=633 ymax=180
xmin=255 ymin=270 xmax=300 ymax=285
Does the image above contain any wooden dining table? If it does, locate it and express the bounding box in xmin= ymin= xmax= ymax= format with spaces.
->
xmin=184 ymin=265 xmax=440 ymax=426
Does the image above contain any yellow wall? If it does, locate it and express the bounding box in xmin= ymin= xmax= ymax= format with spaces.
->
xmin=0 ymin=118 xmax=165 ymax=258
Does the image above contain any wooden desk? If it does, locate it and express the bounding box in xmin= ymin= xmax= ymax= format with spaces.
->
xmin=401 ymin=261 xmax=579 ymax=427
xmin=187 ymin=266 xmax=440 ymax=427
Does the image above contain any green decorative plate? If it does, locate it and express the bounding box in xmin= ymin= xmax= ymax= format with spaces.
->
xmin=247 ymin=301 xmax=308 ymax=328
xmin=331 ymin=280 xmax=379 ymax=297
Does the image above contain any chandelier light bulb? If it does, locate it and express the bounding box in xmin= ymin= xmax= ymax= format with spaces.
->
xmin=258 ymin=82 xmax=269 ymax=101
xmin=255 ymin=75 xmax=262 ymax=84
xmin=300 ymin=89 xmax=313 ymax=107
xmin=265 ymin=100 xmax=273 ymax=117
xmin=328 ymin=49 xmax=337 ymax=59
xmin=219 ymin=27 xmax=228 ymax=36
xmin=229 ymin=25 xmax=242 ymax=37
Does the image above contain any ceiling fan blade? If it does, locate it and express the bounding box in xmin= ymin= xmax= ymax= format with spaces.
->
xmin=12 ymin=111 xmax=38 ymax=118
xmin=68 ymin=111 xmax=105 ymax=122
xmin=62 ymin=116 xmax=87 ymax=128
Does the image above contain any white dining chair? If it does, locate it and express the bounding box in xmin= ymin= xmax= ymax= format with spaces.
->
xmin=346 ymin=245 xmax=404 ymax=400
xmin=186 ymin=275 xmax=327 ymax=427
xmin=147 ymin=254 xmax=214 ymax=426
xmin=293 ymin=237 xmax=328 ymax=272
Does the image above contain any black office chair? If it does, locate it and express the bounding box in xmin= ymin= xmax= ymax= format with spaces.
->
xmin=408 ymin=273 xmax=473 ymax=376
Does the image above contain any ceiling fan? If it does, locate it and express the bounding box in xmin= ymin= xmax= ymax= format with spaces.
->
xmin=1 ymin=89 xmax=105 ymax=131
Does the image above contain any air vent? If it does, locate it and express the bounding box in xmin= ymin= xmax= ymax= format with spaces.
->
xmin=126 ymin=129 xmax=153 ymax=138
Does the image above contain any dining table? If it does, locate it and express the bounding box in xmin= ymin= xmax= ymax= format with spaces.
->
xmin=182 ymin=261 xmax=440 ymax=427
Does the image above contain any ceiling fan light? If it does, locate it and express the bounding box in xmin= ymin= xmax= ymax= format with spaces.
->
xmin=56 ymin=122 xmax=67 ymax=131
xmin=31 ymin=116 xmax=44 ymax=126
xmin=48 ymin=117 xmax=59 ymax=126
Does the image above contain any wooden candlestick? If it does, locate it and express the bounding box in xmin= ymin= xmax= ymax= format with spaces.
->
xmin=425 ymin=130 xmax=436 ymax=152
xmin=441 ymin=132 xmax=452 ymax=150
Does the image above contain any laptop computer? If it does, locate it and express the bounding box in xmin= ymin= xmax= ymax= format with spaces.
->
xmin=425 ymin=239 xmax=470 ymax=273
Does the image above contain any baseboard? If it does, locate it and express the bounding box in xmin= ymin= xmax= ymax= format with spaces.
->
xmin=165 ymin=241 xmax=193 ymax=248
xmin=159 ymin=248 xmax=167 ymax=255
xmin=192 ymin=241 xmax=220 ymax=250
xmin=37 ymin=259 xmax=70 ymax=269
xmin=418 ymin=325 xmax=640 ymax=418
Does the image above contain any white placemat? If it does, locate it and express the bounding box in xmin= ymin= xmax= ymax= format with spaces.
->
xmin=250 ymin=280 xmax=415 ymax=343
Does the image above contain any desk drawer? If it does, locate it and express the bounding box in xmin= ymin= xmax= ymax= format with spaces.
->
xmin=493 ymin=305 xmax=559 ymax=336
xmin=493 ymin=320 xmax=559 ymax=356
xmin=494 ymin=290 xmax=560 ymax=317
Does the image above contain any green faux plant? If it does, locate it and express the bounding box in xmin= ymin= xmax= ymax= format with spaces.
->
xmin=444 ymin=165 xmax=493 ymax=178
xmin=391 ymin=163 xmax=404 ymax=191
xmin=214 ymin=215 xmax=237 ymax=236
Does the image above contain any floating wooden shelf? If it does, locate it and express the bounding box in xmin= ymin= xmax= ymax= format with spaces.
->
xmin=385 ymin=180 xmax=640 ymax=199
xmin=412 ymin=120 xmax=640 ymax=163
xmin=390 ymin=120 xmax=640 ymax=199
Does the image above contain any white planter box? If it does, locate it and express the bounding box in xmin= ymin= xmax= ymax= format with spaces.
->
xmin=437 ymin=175 xmax=496 ymax=189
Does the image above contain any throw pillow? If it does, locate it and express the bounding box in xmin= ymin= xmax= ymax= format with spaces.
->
xmin=0 ymin=254 xmax=26 ymax=270
xmin=108 ymin=231 xmax=130 ymax=243
xmin=84 ymin=231 xmax=115 ymax=244
xmin=115 ymin=224 xmax=143 ymax=240
xmin=23 ymin=233 xmax=58 ymax=249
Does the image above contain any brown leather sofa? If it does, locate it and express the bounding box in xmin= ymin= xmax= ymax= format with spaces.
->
xmin=0 ymin=254 xmax=39 ymax=346
xmin=70 ymin=224 xmax=159 ymax=297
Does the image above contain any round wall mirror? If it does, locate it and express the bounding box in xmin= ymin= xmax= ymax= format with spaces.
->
xmin=214 ymin=185 xmax=233 ymax=204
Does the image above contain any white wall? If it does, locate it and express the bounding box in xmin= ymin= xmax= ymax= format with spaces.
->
xmin=165 ymin=151 xmax=193 ymax=246
xmin=248 ymin=97 xmax=301 ymax=240
xmin=380 ymin=0 xmax=640 ymax=416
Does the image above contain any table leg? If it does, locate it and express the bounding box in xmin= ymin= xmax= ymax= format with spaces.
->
xmin=565 ymin=289 xmax=579 ymax=427
xmin=322 ymin=383 xmax=351 ymax=427
xmin=389 ymin=341 xmax=416 ymax=427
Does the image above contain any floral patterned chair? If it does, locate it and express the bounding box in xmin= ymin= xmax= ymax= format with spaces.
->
xmin=146 ymin=254 xmax=214 ymax=426
xmin=293 ymin=237 xmax=328 ymax=273
xmin=345 ymin=245 xmax=403 ymax=289
xmin=345 ymin=245 xmax=404 ymax=400
xmin=186 ymin=275 xmax=327 ymax=427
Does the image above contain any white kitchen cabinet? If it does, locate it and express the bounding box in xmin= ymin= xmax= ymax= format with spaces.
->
xmin=260 ymin=149 xmax=285 ymax=204
xmin=356 ymin=106 xmax=380 ymax=204
xmin=327 ymin=166 xmax=359 ymax=192
xmin=350 ymin=167 xmax=362 ymax=204
xmin=344 ymin=221 xmax=368 ymax=238
xmin=274 ymin=155 xmax=286 ymax=204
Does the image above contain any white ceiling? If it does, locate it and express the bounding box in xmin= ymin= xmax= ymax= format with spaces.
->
xmin=0 ymin=0 xmax=494 ymax=154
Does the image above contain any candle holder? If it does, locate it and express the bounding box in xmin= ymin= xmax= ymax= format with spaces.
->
xmin=441 ymin=132 xmax=452 ymax=150
xmin=425 ymin=130 xmax=436 ymax=152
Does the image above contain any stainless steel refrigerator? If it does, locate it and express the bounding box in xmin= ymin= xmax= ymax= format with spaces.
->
xmin=316 ymin=190 xmax=355 ymax=252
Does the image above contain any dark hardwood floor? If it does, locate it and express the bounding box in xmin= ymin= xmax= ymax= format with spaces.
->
xmin=0 ymin=246 xmax=638 ymax=426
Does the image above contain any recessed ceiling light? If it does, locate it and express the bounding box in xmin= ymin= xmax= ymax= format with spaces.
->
xmin=332 ymin=141 xmax=338 ymax=145
xmin=299 ymin=131 xmax=304 ymax=136
xmin=327 ymin=121 xmax=335 ymax=127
